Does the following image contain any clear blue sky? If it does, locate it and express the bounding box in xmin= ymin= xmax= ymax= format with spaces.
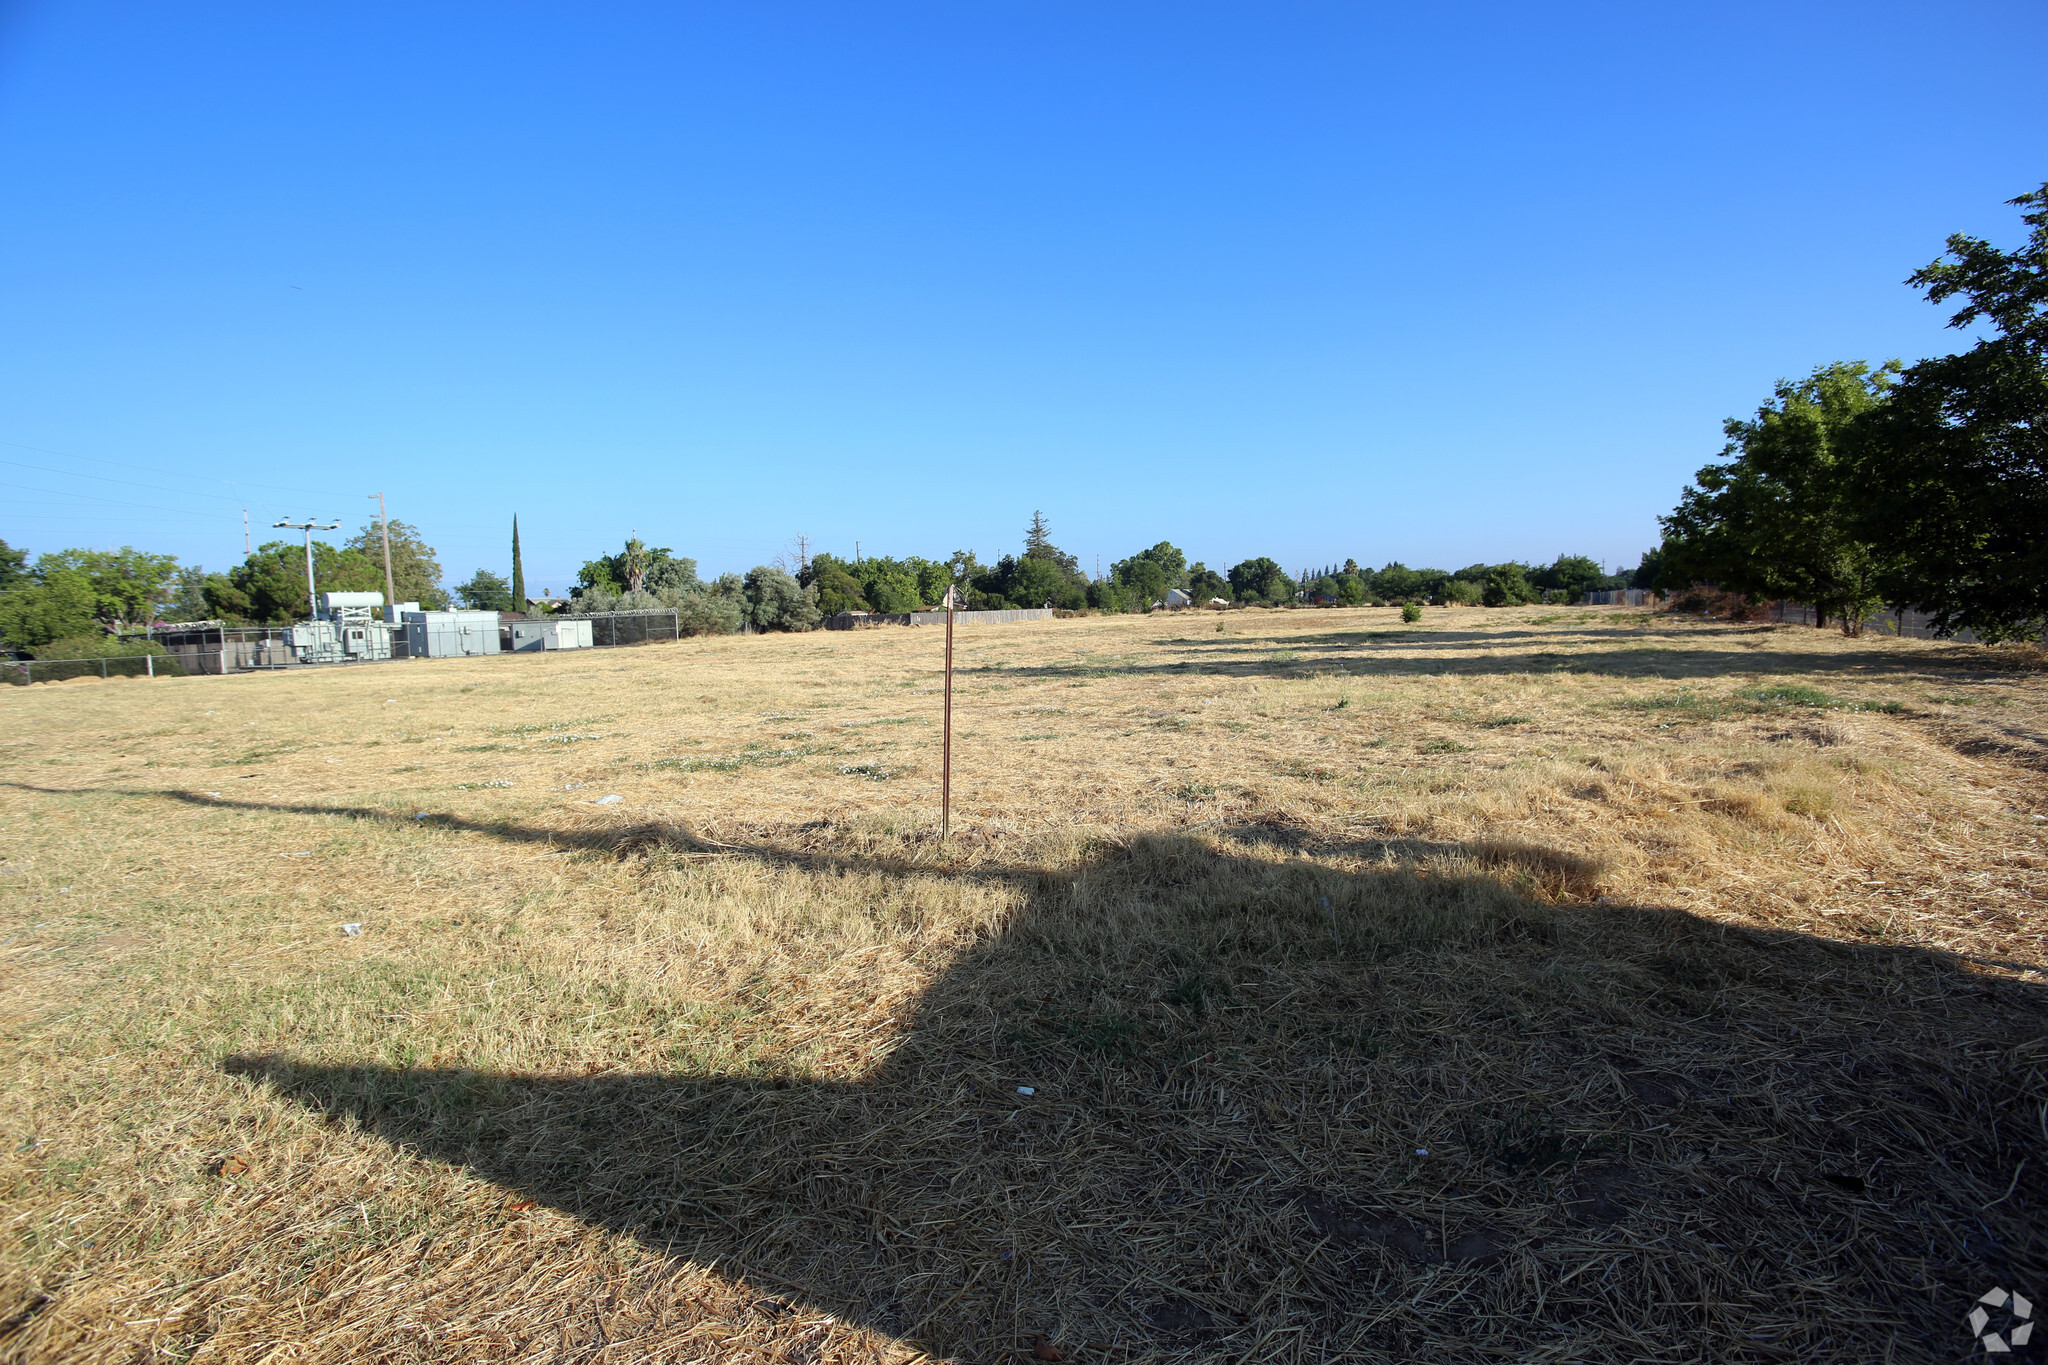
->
xmin=2 ymin=2 xmax=2042 ymax=591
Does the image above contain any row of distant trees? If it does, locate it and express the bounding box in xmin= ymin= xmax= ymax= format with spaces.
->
xmin=564 ymin=512 xmax=1637 ymax=625
xmin=0 ymin=505 xmax=1642 ymax=656
xmin=1646 ymin=183 xmax=2046 ymax=641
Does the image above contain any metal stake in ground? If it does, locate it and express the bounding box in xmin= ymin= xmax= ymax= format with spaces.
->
xmin=941 ymin=585 xmax=957 ymax=841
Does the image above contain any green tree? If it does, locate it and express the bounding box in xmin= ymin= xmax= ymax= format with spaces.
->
xmin=1114 ymin=557 xmax=1168 ymax=610
xmin=1530 ymin=554 xmax=1607 ymax=602
xmin=454 ymin=569 xmax=514 ymax=611
xmin=1372 ymin=563 xmax=1450 ymax=602
xmin=1481 ymin=563 xmax=1535 ymax=606
xmin=576 ymin=537 xmax=700 ymax=604
xmin=164 ymin=565 xmax=210 ymax=622
xmin=1662 ymin=361 xmax=1898 ymax=634
xmin=1116 ymin=541 xmax=1187 ymax=587
xmin=0 ymin=560 xmax=98 ymax=648
xmin=808 ymin=556 xmax=870 ymax=615
xmin=0 ymin=539 xmax=27 ymax=591
xmin=344 ymin=520 xmax=445 ymax=610
xmin=510 ymin=516 xmax=526 ymax=610
xmin=1186 ymin=561 xmax=1229 ymax=602
xmin=1850 ymin=183 xmax=2048 ymax=641
xmin=25 ymin=547 xmax=181 ymax=628
xmin=1336 ymin=573 xmax=1366 ymax=606
xmin=742 ymin=566 xmax=820 ymax=631
xmin=1020 ymin=512 xmax=1086 ymax=581
xmin=1227 ymin=557 xmax=1295 ymax=604
xmin=205 ymin=541 xmax=383 ymax=623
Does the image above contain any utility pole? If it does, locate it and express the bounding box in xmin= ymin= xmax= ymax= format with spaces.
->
xmin=855 ymin=540 xmax=861 ymax=565
xmin=274 ymin=518 xmax=341 ymax=621
xmin=793 ymin=533 xmax=811 ymax=575
xmin=371 ymin=493 xmax=397 ymax=621
xmin=243 ymin=509 xmax=251 ymax=555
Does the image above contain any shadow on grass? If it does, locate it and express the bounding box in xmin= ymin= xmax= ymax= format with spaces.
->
xmin=6 ymin=782 xmax=2039 ymax=1356
xmin=980 ymin=629 xmax=2020 ymax=686
xmin=187 ymin=821 xmax=2045 ymax=1362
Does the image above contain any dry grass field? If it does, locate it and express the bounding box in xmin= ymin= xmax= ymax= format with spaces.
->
xmin=2 ymin=604 xmax=2044 ymax=1364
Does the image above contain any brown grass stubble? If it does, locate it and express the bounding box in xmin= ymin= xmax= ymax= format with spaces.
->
xmin=0 ymin=606 xmax=2043 ymax=1363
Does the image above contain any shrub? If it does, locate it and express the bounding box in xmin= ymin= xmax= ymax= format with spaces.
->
xmin=742 ymin=566 xmax=821 ymax=631
xmin=1401 ymin=602 xmax=1423 ymax=623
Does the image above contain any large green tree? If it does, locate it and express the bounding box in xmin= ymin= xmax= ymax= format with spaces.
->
xmin=0 ymin=539 xmax=27 ymax=592
xmin=510 ymin=517 xmax=526 ymax=610
xmin=454 ymin=569 xmax=514 ymax=611
xmin=0 ymin=546 xmax=181 ymax=647
xmin=204 ymin=540 xmax=384 ymax=623
xmin=343 ymin=520 xmax=445 ymax=610
xmin=1851 ymin=183 xmax=2047 ymax=641
xmin=1529 ymin=554 xmax=1612 ymax=602
xmin=1227 ymin=557 xmax=1295 ymax=604
xmin=0 ymin=559 xmax=97 ymax=648
xmin=1186 ymin=561 xmax=1229 ymax=602
xmin=742 ymin=566 xmax=820 ymax=631
xmin=1660 ymin=361 xmax=1899 ymax=634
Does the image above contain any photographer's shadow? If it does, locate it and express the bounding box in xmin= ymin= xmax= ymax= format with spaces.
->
xmin=226 ymin=831 xmax=2044 ymax=1359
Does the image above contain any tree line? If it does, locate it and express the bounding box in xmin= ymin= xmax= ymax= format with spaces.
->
xmin=1647 ymin=183 xmax=2046 ymax=641
xmin=0 ymin=502 xmax=1642 ymax=657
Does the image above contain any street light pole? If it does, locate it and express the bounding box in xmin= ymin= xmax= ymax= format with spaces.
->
xmin=274 ymin=519 xmax=342 ymax=621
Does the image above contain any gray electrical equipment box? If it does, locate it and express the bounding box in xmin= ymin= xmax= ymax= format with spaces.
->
xmin=403 ymin=610 xmax=503 ymax=658
xmin=508 ymin=619 xmax=592 ymax=652
xmin=546 ymin=619 xmax=593 ymax=650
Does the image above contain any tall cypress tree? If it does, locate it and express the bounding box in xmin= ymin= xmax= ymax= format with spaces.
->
xmin=510 ymin=515 xmax=526 ymax=611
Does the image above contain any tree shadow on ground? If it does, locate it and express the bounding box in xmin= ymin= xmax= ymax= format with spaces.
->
xmin=991 ymin=633 xmax=2023 ymax=687
xmin=217 ymin=825 xmax=2046 ymax=1363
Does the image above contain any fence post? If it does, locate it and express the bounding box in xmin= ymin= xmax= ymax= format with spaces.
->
xmin=146 ymin=653 xmax=154 ymax=679
xmin=101 ymin=658 xmax=108 ymax=679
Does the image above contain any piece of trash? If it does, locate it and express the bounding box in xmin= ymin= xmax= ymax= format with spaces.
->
xmin=1415 ymin=1148 xmax=1430 ymax=1157
xmin=414 ymin=812 xmax=430 ymax=820
xmin=1032 ymin=1335 xmax=1065 ymax=1362
xmin=211 ymin=1154 xmax=249 ymax=1178
xmin=203 ymin=791 xmax=221 ymax=798
xmin=1016 ymin=1086 xmax=1035 ymax=1096
xmin=592 ymin=794 xmax=622 ymax=805
xmin=341 ymin=923 xmax=363 ymax=936
xmin=384 ymin=699 xmax=396 ymax=703
xmin=505 ymin=1200 xmax=537 ymax=1212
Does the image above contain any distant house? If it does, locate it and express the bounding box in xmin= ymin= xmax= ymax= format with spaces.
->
xmin=1164 ymin=588 xmax=1193 ymax=609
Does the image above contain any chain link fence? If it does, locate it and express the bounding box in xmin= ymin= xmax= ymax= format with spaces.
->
xmin=6 ymin=654 xmax=184 ymax=685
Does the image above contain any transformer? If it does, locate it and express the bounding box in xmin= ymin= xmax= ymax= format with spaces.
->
xmin=285 ymin=592 xmax=396 ymax=664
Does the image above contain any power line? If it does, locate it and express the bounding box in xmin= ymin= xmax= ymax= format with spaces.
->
xmin=0 ymin=455 xmax=260 ymax=505
xmin=0 ymin=480 xmax=244 ymax=520
xmin=0 ymin=437 xmax=370 ymax=503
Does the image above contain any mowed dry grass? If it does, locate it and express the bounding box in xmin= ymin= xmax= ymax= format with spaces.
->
xmin=1 ymin=604 xmax=2044 ymax=1364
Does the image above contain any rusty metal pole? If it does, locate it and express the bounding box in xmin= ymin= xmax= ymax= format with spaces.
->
xmin=941 ymin=587 xmax=955 ymax=841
